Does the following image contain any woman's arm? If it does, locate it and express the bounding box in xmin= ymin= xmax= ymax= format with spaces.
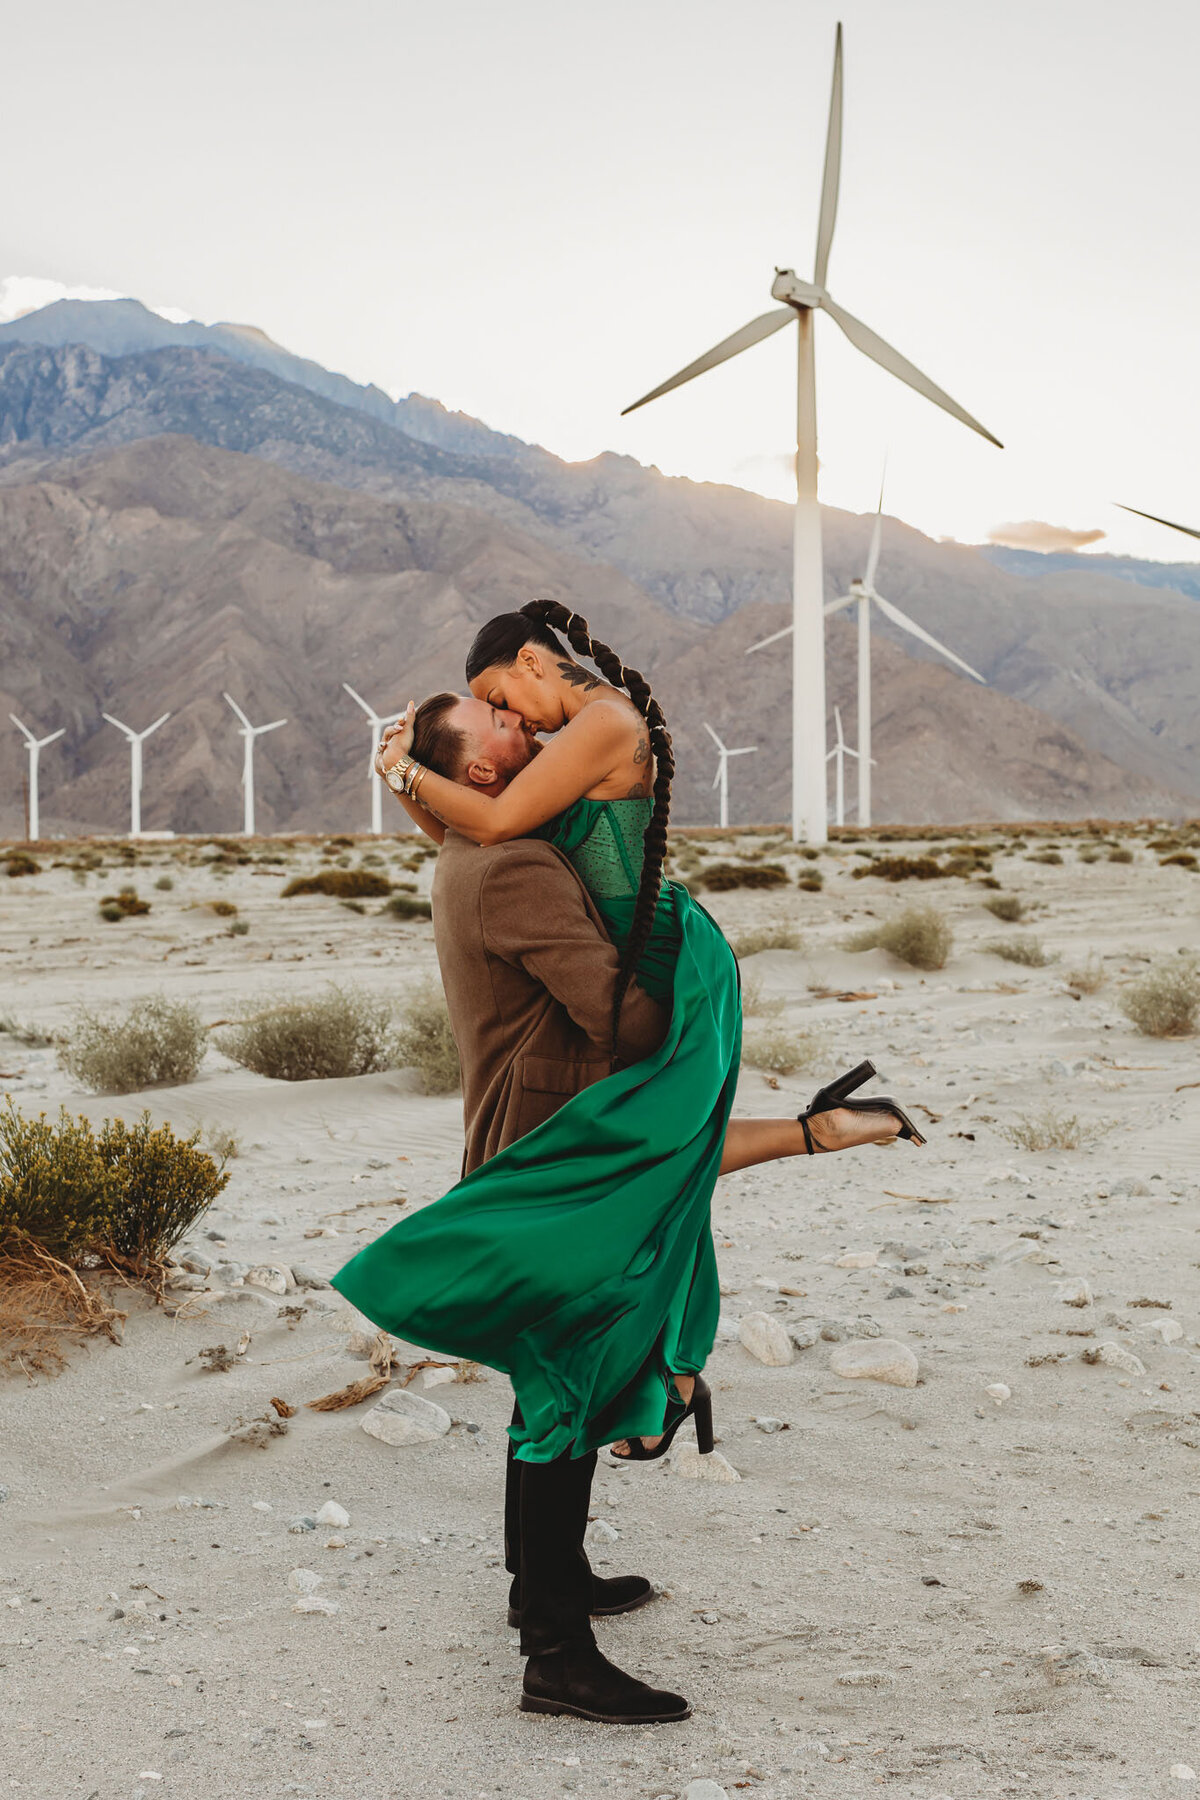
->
xmin=390 ymin=786 xmax=446 ymax=845
xmin=387 ymin=703 xmax=630 ymax=846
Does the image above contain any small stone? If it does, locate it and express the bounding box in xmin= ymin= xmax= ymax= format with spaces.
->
xmin=985 ymin=1383 xmax=1011 ymax=1406
xmin=178 ymin=1252 xmax=213 ymax=1276
xmin=251 ymin=1499 xmax=272 ymax=1512
xmin=714 ymin=1314 xmax=740 ymax=1342
xmin=671 ymin=1445 xmax=740 ymax=1483
xmin=1144 ymin=1317 xmax=1183 ymax=1343
xmin=834 ymin=1669 xmax=896 ymax=1689
xmin=1170 ymin=1765 xmax=1196 ymax=1782
xmin=315 ymin=1501 xmax=349 ymax=1528
xmin=738 ymin=1311 xmax=794 ymax=1366
xmin=829 ymin=1338 xmax=919 ymax=1388
xmin=685 ymin=1781 xmax=730 ymax=1800
xmin=361 ymin=1389 xmax=452 ymax=1447
xmin=287 ymin=1568 xmax=321 ymax=1594
xmin=885 ymin=1285 xmax=914 ymax=1300
xmin=585 ymin=1518 xmax=620 ymax=1545
xmin=836 ymin=1249 xmax=878 ymax=1269
xmin=244 ymin=1264 xmax=291 ymax=1296
xmin=1083 ymin=1342 xmax=1147 ymax=1376
xmin=1055 ymin=1276 xmax=1093 ymax=1307
xmin=753 ymin=1416 xmax=788 ymax=1433
xmin=789 ymin=1323 xmax=820 ymax=1351
xmin=324 ymin=1536 xmax=346 ymax=1549
xmin=287 ymin=1515 xmax=317 ymax=1533
xmin=291 ymin=1595 xmax=339 ymax=1615
xmin=412 ymin=1364 xmax=457 ymax=1391
xmin=213 ymin=1260 xmax=247 ymax=1286
xmin=289 ymin=1265 xmax=331 ymax=1291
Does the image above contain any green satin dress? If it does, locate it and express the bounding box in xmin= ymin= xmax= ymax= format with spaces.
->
xmin=331 ymin=798 xmax=742 ymax=1463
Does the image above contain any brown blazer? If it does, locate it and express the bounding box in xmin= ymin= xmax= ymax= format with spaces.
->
xmin=431 ymin=830 xmax=668 ymax=1174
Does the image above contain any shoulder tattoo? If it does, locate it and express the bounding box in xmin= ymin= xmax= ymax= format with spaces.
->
xmin=557 ymin=659 xmax=601 ymax=692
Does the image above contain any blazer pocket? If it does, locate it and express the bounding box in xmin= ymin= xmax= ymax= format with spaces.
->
xmin=519 ymin=1053 xmax=610 ymax=1097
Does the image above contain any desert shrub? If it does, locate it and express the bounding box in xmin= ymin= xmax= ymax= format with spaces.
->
xmin=797 ymin=873 xmax=824 ymax=891
xmin=154 ymin=875 xmax=174 ymax=892
xmin=852 ymin=855 xmax=943 ymax=882
xmin=985 ymin=935 xmax=1054 ymax=967
xmin=1064 ymin=958 xmax=1105 ymax=996
xmin=4 ymin=853 xmax=40 ymax=878
xmin=1119 ymin=957 xmax=1200 ymax=1037
xmin=1002 ymin=1108 xmax=1101 ymax=1152
xmin=381 ymin=892 xmax=433 ymax=921
xmin=1028 ymin=850 xmax=1063 ymax=866
xmin=326 ymin=835 xmax=355 ymax=850
xmin=342 ymin=899 xmax=366 ymax=915
xmin=741 ymin=976 xmax=785 ymax=1020
xmin=96 ymin=1114 xmax=229 ymax=1267
xmin=217 ymin=986 xmax=395 ymax=1081
xmin=1148 ymin=837 xmax=1180 ymax=852
xmin=1078 ymin=848 xmax=1100 ymax=864
xmin=209 ymin=899 xmax=238 ymax=917
xmin=1160 ymin=852 xmax=1198 ymax=871
xmin=741 ymin=1027 xmax=820 ymax=1076
xmin=798 ymin=846 xmax=821 ymax=861
xmin=942 ymin=853 xmax=992 ymax=877
xmin=282 ymin=869 xmax=392 ymax=899
xmin=201 ymin=1123 xmax=241 ymax=1161
xmin=391 ymin=980 xmax=460 ymax=1095
xmin=60 ymin=995 xmax=207 ymax=1095
xmin=700 ymin=861 xmax=790 ymax=892
xmin=98 ymin=886 xmax=150 ymax=918
xmin=846 ymin=904 xmax=953 ymax=970
xmin=0 ymin=1017 xmax=54 ymax=1048
xmin=731 ymin=925 xmax=802 ymax=958
xmin=983 ymin=893 xmax=1026 ymax=922
xmin=0 ymin=1100 xmax=117 ymax=1257
xmin=227 ymin=918 xmax=250 ymax=937
xmin=1108 ymin=846 xmax=1134 ymax=864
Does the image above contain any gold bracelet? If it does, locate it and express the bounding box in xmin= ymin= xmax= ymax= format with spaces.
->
xmin=409 ymin=763 xmax=429 ymax=802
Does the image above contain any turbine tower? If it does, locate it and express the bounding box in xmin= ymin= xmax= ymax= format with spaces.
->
xmin=343 ymin=684 xmax=403 ymax=835
xmin=825 ymin=706 xmax=861 ymax=829
xmin=704 ymin=722 xmax=757 ymax=831
xmin=622 ymin=22 xmax=1001 ymax=845
xmin=9 ymin=714 xmax=65 ymax=842
xmin=1117 ymin=503 xmax=1200 ymax=542
xmin=223 ymin=693 xmax=286 ymax=837
xmin=751 ymin=477 xmax=984 ymax=825
xmin=101 ymin=711 xmax=170 ymax=837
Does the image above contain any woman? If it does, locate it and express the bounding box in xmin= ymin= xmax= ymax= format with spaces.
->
xmin=332 ymin=601 xmax=923 ymax=1464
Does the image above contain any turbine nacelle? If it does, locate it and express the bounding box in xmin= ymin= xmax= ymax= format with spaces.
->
xmin=770 ymin=269 xmax=824 ymax=309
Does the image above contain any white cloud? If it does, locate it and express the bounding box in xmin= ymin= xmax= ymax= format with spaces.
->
xmin=0 ymin=275 xmax=194 ymax=326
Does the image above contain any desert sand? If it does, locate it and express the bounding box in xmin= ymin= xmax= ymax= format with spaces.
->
xmin=2 ymin=825 xmax=1199 ymax=1800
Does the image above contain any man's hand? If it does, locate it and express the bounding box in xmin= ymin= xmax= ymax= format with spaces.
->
xmin=374 ymin=702 xmax=416 ymax=778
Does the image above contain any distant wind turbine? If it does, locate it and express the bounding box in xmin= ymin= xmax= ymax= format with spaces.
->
xmin=622 ymin=22 xmax=1001 ymax=846
xmin=704 ymin=722 xmax=757 ymax=831
xmin=1117 ymin=504 xmax=1200 ymax=543
xmin=101 ymin=711 xmax=170 ymax=837
xmin=223 ymin=693 xmax=286 ymax=837
xmin=750 ymin=475 xmax=984 ymax=825
xmin=825 ymin=706 xmax=862 ymax=829
xmin=343 ymin=684 xmax=403 ymax=835
xmin=9 ymin=714 xmax=65 ymax=842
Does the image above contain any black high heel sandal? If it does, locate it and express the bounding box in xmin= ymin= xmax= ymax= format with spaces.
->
xmin=609 ymin=1374 xmax=714 ymax=1463
xmin=797 ymin=1058 xmax=927 ymax=1153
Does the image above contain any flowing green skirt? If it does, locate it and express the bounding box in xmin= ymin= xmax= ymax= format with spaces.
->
xmin=331 ymin=882 xmax=741 ymax=1462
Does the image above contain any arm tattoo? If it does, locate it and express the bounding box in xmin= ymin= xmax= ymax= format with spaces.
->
xmin=632 ymin=732 xmax=650 ymax=765
xmin=557 ymin=659 xmax=601 ymax=692
xmin=625 ymin=779 xmax=652 ymax=798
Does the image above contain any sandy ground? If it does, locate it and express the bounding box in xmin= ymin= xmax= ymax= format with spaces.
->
xmin=2 ymin=826 xmax=1199 ymax=1800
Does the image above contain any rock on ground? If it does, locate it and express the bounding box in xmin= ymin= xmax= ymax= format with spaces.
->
xmin=672 ymin=1445 xmax=740 ymax=1482
xmin=361 ymin=1389 xmax=452 ymax=1447
xmin=737 ymin=1310 xmax=794 ymax=1366
xmin=829 ymin=1338 xmax=919 ymax=1388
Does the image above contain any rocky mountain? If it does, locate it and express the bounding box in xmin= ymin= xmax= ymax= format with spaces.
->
xmin=0 ymin=298 xmax=1196 ymax=831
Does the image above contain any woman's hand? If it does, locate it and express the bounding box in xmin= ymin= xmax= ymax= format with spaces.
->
xmin=374 ymin=702 xmax=415 ymax=777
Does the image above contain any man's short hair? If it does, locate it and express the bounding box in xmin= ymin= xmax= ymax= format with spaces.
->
xmin=413 ymin=691 xmax=469 ymax=779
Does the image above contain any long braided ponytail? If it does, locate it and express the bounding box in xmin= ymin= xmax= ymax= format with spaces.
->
xmin=465 ymin=600 xmax=674 ymax=1054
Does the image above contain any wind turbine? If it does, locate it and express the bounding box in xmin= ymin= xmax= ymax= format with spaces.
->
xmin=825 ymin=705 xmax=861 ymax=829
xmin=9 ymin=715 xmax=65 ymax=842
xmin=343 ymin=684 xmax=403 ymax=835
xmin=622 ymin=22 xmax=1001 ymax=845
xmin=101 ymin=711 xmax=170 ymax=837
xmin=751 ymin=476 xmax=985 ymax=825
xmin=223 ymin=693 xmax=286 ymax=837
xmin=704 ymin=722 xmax=757 ymax=830
xmin=1117 ymin=504 xmax=1200 ymax=542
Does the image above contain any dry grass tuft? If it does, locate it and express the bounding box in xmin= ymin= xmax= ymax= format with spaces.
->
xmin=391 ymin=980 xmax=461 ymax=1095
xmin=846 ymin=904 xmax=953 ymax=971
xmin=851 ymin=854 xmax=943 ymax=882
xmin=985 ymin=935 xmax=1055 ymax=967
xmin=1119 ymin=957 xmax=1200 ymax=1037
xmin=731 ymin=925 xmax=802 ymax=958
xmin=1002 ymin=1108 xmax=1103 ymax=1151
xmin=60 ymin=995 xmax=207 ymax=1094
xmin=983 ymin=893 xmax=1026 ymax=923
xmin=700 ymin=861 xmax=790 ymax=892
xmin=380 ymin=892 xmax=432 ymax=921
xmin=741 ymin=1026 xmax=821 ymax=1076
xmin=1108 ymin=846 xmax=1134 ymax=864
xmin=740 ymin=975 xmax=786 ymax=1020
xmin=1064 ymin=958 xmax=1106 ymax=997
xmin=217 ymin=986 xmax=396 ymax=1081
xmin=282 ymin=869 xmax=393 ymax=899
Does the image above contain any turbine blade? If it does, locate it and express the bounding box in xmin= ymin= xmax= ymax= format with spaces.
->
xmin=864 ymin=502 xmax=883 ymax=589
xmin=746 ymin=622 xmax=795 ymax=651
xmin=821 ymin=295 xmax=1003 ymax=447
xmin=9 ymin=713 xmax=34 ymax=743
xmin=622 ymin=309 xmax=795 ymax=415
xmin=223 ymin=691 xmax=253 ymax=731
xmin=712 ymin=766 xmax=722 ymax=789
xmin=872 ymin=592 xmax=986 ymax=682
xmin=144 ymin=712 xmax=171 ymax=737
xmin=342 ymin=682 xmax=375 ymax=716
xmin=703 ymin=722 xmax=728 ymax=753
xmin=825 ymin=593 xmax=855 ymax=617
xmin=259 ymin=719 xmax=287 ymax=735
xmin=1116 ymin=503 xmax=1200 ymax=542
xmin=728 ymin=746 xmax=758 ymax=757
xmin=101 ymin=712 xmax=134 ymax=738
xmin=814 ymin=21 xmax=844 ymax=288
xmin=40 ymin=728 xmax=66 ymax=747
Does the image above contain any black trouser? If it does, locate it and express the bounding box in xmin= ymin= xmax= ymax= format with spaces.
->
xmin=504 ymin=1400 xmax=597 ymax=1655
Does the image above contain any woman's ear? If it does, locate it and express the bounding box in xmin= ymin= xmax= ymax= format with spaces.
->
xmin=517 ymin=644 xmax=545 ymax=681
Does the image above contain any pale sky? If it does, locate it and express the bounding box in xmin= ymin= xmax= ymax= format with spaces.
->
xmin=5 ymin=0 xmax=1199 ymax=560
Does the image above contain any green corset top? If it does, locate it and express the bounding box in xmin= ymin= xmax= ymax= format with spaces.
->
xmin=536 ymin=797 xmax=677 ymax=1002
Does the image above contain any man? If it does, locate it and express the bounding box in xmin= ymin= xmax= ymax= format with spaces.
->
xmin=392 ymin=690 xmax=690 ymax=1725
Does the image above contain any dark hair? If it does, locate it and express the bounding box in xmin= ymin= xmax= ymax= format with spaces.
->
xmin=412 ymin=691 xmax=468 ymax=779
xmin=466 ymin=601 xmax=674 ymax=1051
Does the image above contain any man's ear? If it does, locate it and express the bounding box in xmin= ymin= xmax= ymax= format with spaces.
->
xmin=464 ymin=757 xmax=499 ymax=789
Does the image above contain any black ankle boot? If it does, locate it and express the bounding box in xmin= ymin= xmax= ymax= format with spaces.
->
xmin=521 ymin=1640 xmax=690 ymax=1723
